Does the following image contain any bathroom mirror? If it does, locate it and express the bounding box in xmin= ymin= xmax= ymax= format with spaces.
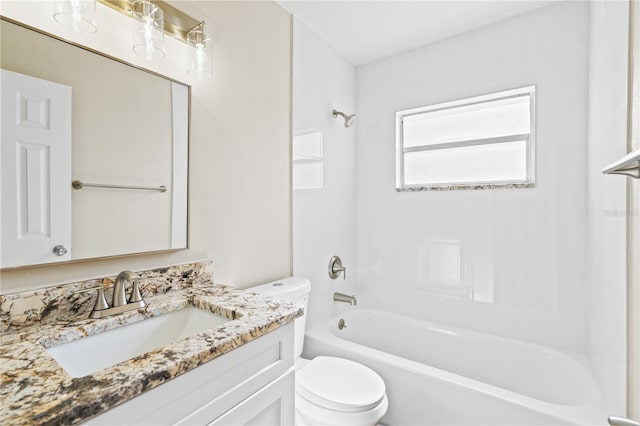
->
xmin=0 ymin=18 xmax=189 ymax=269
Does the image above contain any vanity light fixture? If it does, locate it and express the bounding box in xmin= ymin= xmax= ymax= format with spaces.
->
xmin=131 ymin=0 xmax=164 ymax=60
xmin=53 ymin=0 xmax=212 ymax=78
xmin=186 ymin=21 xmax=213 ymax=80
xmin=53 ymin=0 xmax=97 ymax=33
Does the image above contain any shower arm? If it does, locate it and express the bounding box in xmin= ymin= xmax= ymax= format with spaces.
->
xmin=332 ymin=109 xmax=356 ymax=127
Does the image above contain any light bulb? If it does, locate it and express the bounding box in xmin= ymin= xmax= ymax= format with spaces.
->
xmin=143 ymin=16 xmax=155 ymax=60
xmin=53 ymin=0 xmax=96 ymax=33
xmin=195 ymin=43 xmax=208 ymax=75
xmin=70 ymin=0 xmax=82 ymax=32
xmin=187 ymin=25 xmax=213 ymax=80
xmin=132 ymin=0 xmax=164 ymax=60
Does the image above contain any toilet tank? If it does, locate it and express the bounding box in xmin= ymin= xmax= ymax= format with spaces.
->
xmin=249 ymin=276 xmax=310 ymax=359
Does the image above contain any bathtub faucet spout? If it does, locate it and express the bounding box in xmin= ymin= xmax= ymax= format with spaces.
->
xmin=333 ymin=292 xmax=357 ymax=306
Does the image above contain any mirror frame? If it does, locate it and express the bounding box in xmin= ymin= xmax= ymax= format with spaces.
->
xmin=0 ymin=16 xmax=191 ymax=271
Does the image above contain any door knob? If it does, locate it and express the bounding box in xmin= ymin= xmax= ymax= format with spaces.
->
xmin=52 ymin=245 xmax=68 ymax=256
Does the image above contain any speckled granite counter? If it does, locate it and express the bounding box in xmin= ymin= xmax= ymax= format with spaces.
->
xmin=0 ymin=262 xmax=302 ymax=425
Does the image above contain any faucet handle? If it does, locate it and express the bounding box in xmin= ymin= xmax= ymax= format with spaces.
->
xmin=328 ymin=256 xmax=346 ymax=280
xmin=340 ymin=265 xmax=347 ymax=279
xmin=128 ymin=279 xmax=147 ymax=306
xmin=74 ymin=286 xmax=110 ymax=312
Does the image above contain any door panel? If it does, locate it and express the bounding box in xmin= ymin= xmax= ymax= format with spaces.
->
xmin=1 ymin=69 xmax=72 ymax=267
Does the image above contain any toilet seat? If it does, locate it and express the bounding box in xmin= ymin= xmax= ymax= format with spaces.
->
xmin=296 ymin=356 xmax=386 ymax=413
xmin=295 ymin=392 xmax=388 ymax=426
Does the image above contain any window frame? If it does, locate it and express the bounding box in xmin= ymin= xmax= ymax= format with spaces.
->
xmin=395 ymin=86 xmax=536 ymax=190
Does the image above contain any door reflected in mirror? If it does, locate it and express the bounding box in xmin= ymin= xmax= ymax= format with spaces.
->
xmin=0 ymin=18 xmax=189 ymax=269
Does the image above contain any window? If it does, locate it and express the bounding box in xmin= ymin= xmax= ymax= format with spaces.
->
xmin=396 ymin=86 xmax=535 ymax=190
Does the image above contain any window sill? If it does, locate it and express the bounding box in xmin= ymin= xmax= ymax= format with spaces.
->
xmin=396 ymin=182 xmax=535 ymax=192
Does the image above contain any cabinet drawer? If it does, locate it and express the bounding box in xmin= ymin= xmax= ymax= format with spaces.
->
xmin=87 ymin=322 xmax=294 ymax=425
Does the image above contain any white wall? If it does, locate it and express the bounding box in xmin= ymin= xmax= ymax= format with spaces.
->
xmin=586 ymin=1 xmax=629 ymax=415
xmin=355 ymin=2 xmax=591 ymax=351
xmin=0 ymin=1 xmax=292 ymax=292
xmin=291 ymin=20 xmax=357 ymax=330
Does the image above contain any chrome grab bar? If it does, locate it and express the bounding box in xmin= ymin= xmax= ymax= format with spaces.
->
xmin=72 ymin=180 xmax=167 ymax=192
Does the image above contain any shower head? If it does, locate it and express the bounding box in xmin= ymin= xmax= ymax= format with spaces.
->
xmin=344 ymin=114 xmax=356 ymax=128
xmin=332 ymin=109 xmax=357 ymax=128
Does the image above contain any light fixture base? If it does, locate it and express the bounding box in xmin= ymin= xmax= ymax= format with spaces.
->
xmin=98 ymin=0 xmax=199 ymax=44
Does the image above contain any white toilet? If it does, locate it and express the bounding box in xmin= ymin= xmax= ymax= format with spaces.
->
xmin=250 ymin=277 xmax=388 ymax=426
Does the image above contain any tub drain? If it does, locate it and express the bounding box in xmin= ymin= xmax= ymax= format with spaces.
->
xmin=338 ymin=319 xmax=346 ymax=330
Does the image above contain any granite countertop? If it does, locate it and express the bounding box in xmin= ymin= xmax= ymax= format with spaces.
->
xmin=0 ymin=279 xmax=302 ymax=425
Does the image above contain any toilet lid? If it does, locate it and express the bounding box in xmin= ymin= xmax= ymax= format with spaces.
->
xmin=296 ymin=356 xmax=386 ymax=413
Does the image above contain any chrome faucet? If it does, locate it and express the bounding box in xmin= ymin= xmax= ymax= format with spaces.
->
xmin=75 ymin=270 xmax=147 ymax=319
xmin=333 ymin=292 xmax=357 ymax=306
xmin=112 ymin=270 xmax=143 ymax=307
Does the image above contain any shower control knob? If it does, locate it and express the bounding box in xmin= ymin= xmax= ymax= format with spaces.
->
xmin=328 ymin=255 xmax=346 ymax=280
xmin=52 ymin=245 xmax=68 ymax=256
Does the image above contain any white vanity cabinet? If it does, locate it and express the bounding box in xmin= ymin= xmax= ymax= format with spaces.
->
xmin=86 ymin=323 xmax=295 ymax=426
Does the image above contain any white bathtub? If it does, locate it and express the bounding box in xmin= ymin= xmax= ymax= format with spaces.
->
xmin=303 ymin=309 xmax=608 ymax=426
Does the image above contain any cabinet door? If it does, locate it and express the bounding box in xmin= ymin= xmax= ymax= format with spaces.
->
xmin=1 ymin=69 xmax=72 ymax=267
xmin=87 ymin=323 xmax=294 ymax=426
xmin=208 ymin=370 xmax=295 ymax=426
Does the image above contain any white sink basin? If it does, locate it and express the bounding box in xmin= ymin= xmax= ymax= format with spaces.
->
xmin=46 ymin=307 xmax=230 ymax=378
